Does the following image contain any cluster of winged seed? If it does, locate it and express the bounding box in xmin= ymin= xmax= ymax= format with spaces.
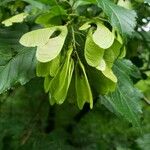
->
xmin=19 ymin=21 xmax=125 ymax=109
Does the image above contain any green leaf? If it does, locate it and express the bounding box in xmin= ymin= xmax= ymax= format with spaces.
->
xmin=85 ymin=29 xmax=104 ymax=67
xmin=100 ymin=59 xmax=143 ymax=127
xmin=134 ymin=0 xmax=144 ymax=2
xmin=2 ymin=13 xmax=28 ymax=27
xmin=0 ymin=47 xmax=36 ymax=94
xmin=96 ymin=0 xmax=137 ymax=35
xmin=74 ymin=0 xmax=96 ymax=8
xmin=22 ymin=0 xmax=47 ymax=9
xmin=93 ymin=23 xmax=115 ymax=49
xmin=0 ymin=24 xmax=29 ymax=49
xmin=49 ymin=47 xmax=74 ymax=104
xmin=75 ymin=58 xmax=93 ymax=109
xmin=145 ymin=0 xmax=150 ymax=3
xmin=35 ymin=6 xmax=67 ymax=26
xmin=136 ymin=134 xmax=150 ymax=150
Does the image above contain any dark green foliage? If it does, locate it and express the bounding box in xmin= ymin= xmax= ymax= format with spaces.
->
xmin=101 ymin=59 xmax=143 ymax=127
xmin=0 ymin=24 xmax=36 ymax=93
xmin=0 ymin=81 xmax=150 ymax=149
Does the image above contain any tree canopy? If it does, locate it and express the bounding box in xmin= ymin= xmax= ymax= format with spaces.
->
xmin=0 ymin=0 xmax=150 ymax=149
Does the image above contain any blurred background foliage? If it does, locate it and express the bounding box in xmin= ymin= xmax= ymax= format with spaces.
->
xmin=0 ymin=0 xmax=150 ymax=149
